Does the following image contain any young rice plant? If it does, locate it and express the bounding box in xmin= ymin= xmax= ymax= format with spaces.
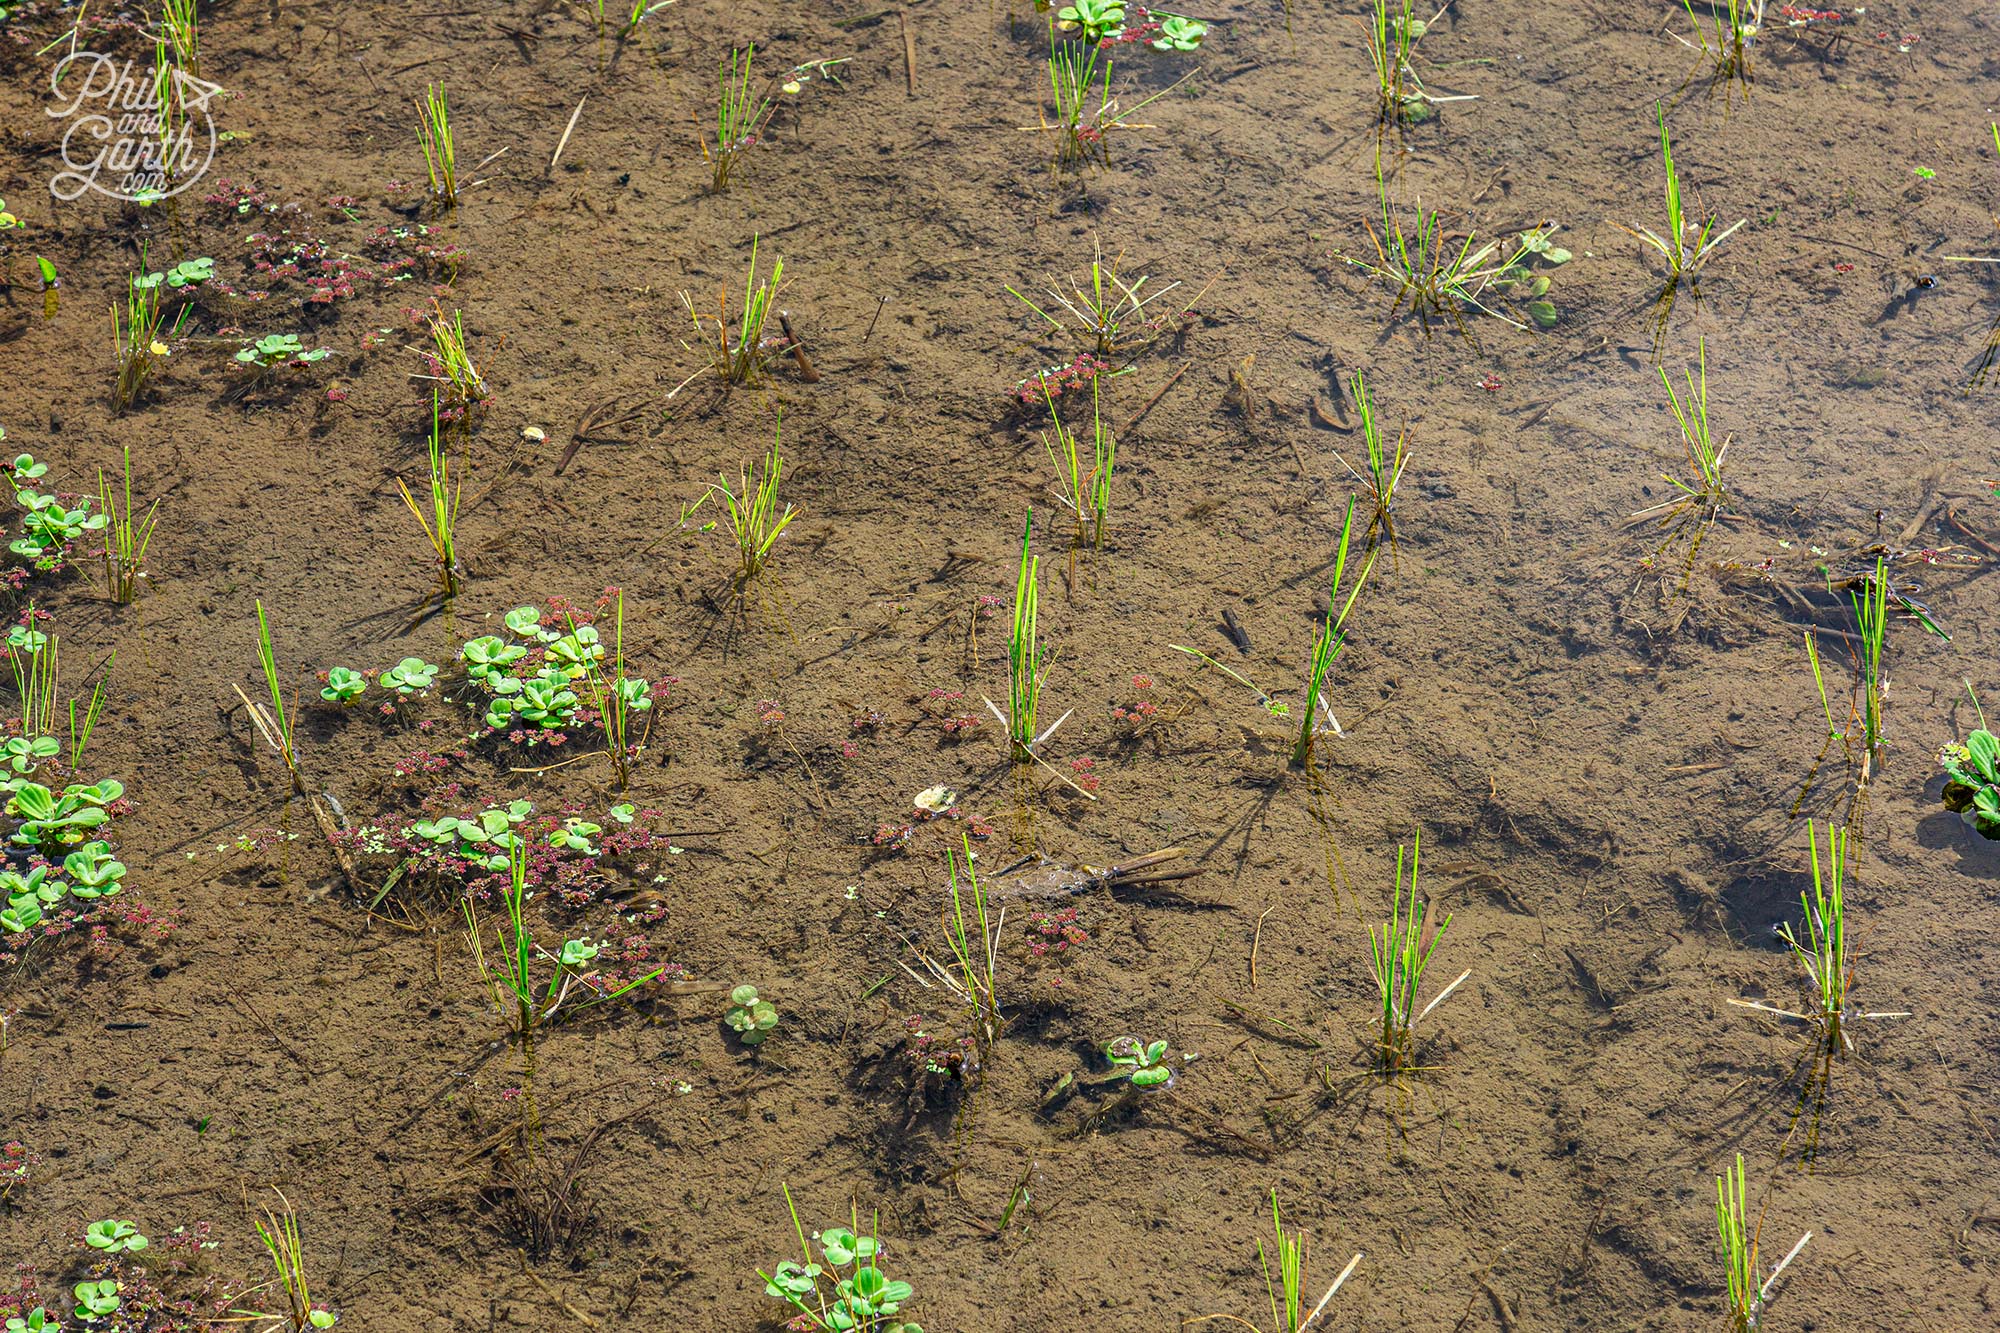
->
xmin=1367 ymin=831 xmax=1469 ymax=1071
xmin=1292 ymin=498 xmax=1376 ymax=770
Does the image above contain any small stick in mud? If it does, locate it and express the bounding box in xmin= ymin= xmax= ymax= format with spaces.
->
xmin=900 ymin=8 xmax=917 ymax=95
xmin=862 ymin=294 xmax=889 ymax=343
xmin=776 ymin=310 xmax=820 ymax=382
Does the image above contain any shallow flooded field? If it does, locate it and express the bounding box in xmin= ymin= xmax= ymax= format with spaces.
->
xmin=2 ymin=2 xmax=1999 ymax=1330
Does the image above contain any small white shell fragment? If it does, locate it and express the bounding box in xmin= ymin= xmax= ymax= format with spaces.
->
xmin=913 ymin=784 xmax=956 ymax=813
xmin=522 ymin=425 xmax=546 ymax=442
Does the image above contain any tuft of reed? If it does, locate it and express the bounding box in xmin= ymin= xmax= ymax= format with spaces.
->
xmin=242 ymin=600 xmax=304 ymax=795
xmin=1635 ymin=334 xmax=1729 ymax=528
xmin=1005 ymin=510 xmax=1051 ymax=760
xmin=161 ymin=0 xmax=199 ymax=74
xmin=943 ymin=833 xmax=1003 ymax=1048
xmin=686 ymin=410 xmax=798 ymax=583
xmin=1775 ymin=821 xmax=1850 ymax=1052
xmin=111 ymin=269 xmax=184 ymax=413
xmin=97 ymin=447 xmax=159 ymax=603
xmin=415 ymin=84 xmax=458 ymax=210
xmin=1367 ymin=831 xmax=1467 ymax=1071
xmin=681 ymin=236 xmax=784 ymax=387
xmin=1008 ymin=243 xmax=1179 ymax=359
xmin=68 ymin=654 xmax=111 ymax=771
xmin=1292 ymin=498 xmax=1375 ymax=770
xmin=417 ymin=300 xmax=488 ymax=413
xmin=1848 ymin=556 xmax=1888 ymax=776
xmin=1621 ymin=103 xmax=1742 ymax=282
xmin=1340 ymin=154 xmax=1520 ymax=335
xmin=1034 ymin=21 xmax=1194 ymax=173
xmin=1678 ymin=0 xmax=1761 ymax=94
xmin=565 ymin=591 xmax=645 ymax=791
xmin=1335 ymin=372 xmax=1409 ymax=550
xmin=1039 ymin=378 xmax=1115 ymax=551
xmin=708 ymin=45 xmax=774 ymax=193
xmin=397 ymin=395 xmax=462 ymax=597
xmin=241 ymin=1190 xmax=335 ymax=1332
xmin=1715 ymin=1153 xmax=1810 ymax=1333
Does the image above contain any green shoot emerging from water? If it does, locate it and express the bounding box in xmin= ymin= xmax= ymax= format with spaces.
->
xmin=1848 ymin=556 xmax=1888 ymax=779
xmin=97 ymin=447 xmax=158 ymax=603
xmin=684 ymin=410 xmax=797 ymax=584
xmin=1252 ymin=1190 xmax=1361 ymax=1333
xmin=1622 ymin=103 xmax=1742 ymax=282
xmin=1334 ymin=371 xmax=1409 ymax=552
xmin=1292 ymin=498 xmax=1375 ymax=770
xmin=1775 ymin=821 xmax=1851 ymax=1053
xmin=1040 ymin=378 xmax=1115 ymax=550
xmin=1002 ymin=510 xmax=1053 ymax=760
xmin=1340 ymin=155 xmax=1523 ymax=336
xmin=709 ymin=45 xmax=774 ymax=193
xmin=243 ymin=600 xmax=303 ymax=795
xmin=1634 ymin=335 xmax=1730 ymax=544
xmin=1008 ymin=243 xmax=1181 ymax=359
xmin=944 ymin=833 xmax=1003 ymax=1049
xmin=1715 ymin=1153 xmax=1810 ymax=1333
xmin=415 ymin=84 xmax=458 ymax=209
xmin=682 ymin=236 xmax=784 ymax=387
xmin=398 ymin=396 xmax=461 ymax=597
xmin=1368 ymin=831 xmax=1467 ymax=1071
xmin=1677 ymin=0 xmax=1760 ymax=96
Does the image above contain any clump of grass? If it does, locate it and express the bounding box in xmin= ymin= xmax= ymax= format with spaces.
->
xmin=684 ymin=409 xmax=798 ymax=583
xmin=943 ymin=833 xmax=1003 ymax=1049
xmin=416 ymin=301 xmax=488 ymax=416
xmin=1775 ymin=821 xmax=1850 ymax=1052
xmin=397 ymin=396 xmax=462 ymax=597
xmin=161 ymin=0 xmax=200 ymax=73
xmin=111 ymin=269 xmax=185 ymax=413
xmin=1633 ymin=334 xmax=1730 ymax=542
xmin=239 ymin=1191 xmax=337 ymax=1331
xmin=1033 ymin=22 xmax=1194 ymax=173
xmin=1000 ymin=510 xmax=1055 ymax=760
xmin=1292 ymin=499 xmax=1375 ymax=770
xmin=1621 ymin=103 xmax=1742 ymax=283
xmin=415 ymin=84 xmax=458 ymax=210
xmin=1333 ymin=372 xmax=1408 ymax=551
xmin=97 ymin=447 xmax=159 ymax=603
xmin=1714 ymin=1153 xmax=1809 ymax=1333
xmin=1339 ymin=155 xmax=1522 ymax=336
xmin=564 ymin=591 xmax=648 ymax=791
xmin=1848 ymin=556 xmax=1888 ymax=779
xmin=1008 ymin=243 xmax=1181 ymax=359
xmin=238 ymin=600 xmax=304 ymax=795
xmin=1040 ymin=378 xmax=1115 ymax=550
xmin=707 ymin=45 xmax=774 ymax=193
xmin=680 ymin=236 xmax=785 ymax=388
xmin=1255 ymin=1191 xmax=1361 ymax=1333
xmin=1364 ymin=0 xmax=1460 ymax=124
xmin=1677 ymin=0 xmax=1760 ymax=95
xmin=1367 ymin=831 xmax=1468 ymax=1071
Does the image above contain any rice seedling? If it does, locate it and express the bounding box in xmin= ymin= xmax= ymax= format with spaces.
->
xmin=160 ymin=0 xmax=199 ymax=74
xmin=1008 ymin=243 xmax=1182 ymax=359
xmin=396 ymin=396 xmax=462 ymax=597
xmin=97 ymin=447 xmax=159 ymax=604
xmin=707 ymin=45 xmax=774 ymax=193
xmin=1364 ymin=0 xmax=1460 ymax=124
xmin=1367 ymin=832 xmax=1469 ymax=1071
xmin=679 ymin=236 xmax=785 ymax=388
xmin=682 ymin=410 xmax=798 ymax=583
xmin=943 ymin=834 xmax=1004 ymax=1048
xmin=1338 ymin=155 xmax=1522 ymax=335
xmin=1848 ymin=556 xmax=1888 ymax=779
xmin=562 ymin=591 xmax=651 ymax=791
xmin=110 ymin=268 xmax=186 ymax=413
xmin=238 ymin=600 xmax=304 ymax=795
xmin=1183 ymin=1190 xmax=1360 ymax=1333
xmin=1635 ymin=335 xmax=1729 ymax=529
xmin=1332 ymin=372 xmax=1408 ymax=551
xmin=7 ymin=620 xmax=57 ymax=753
xmin=415 ymin=84 xmax=458 ymax=210
xmin=1714 ymin=1154 xmax=1810 ymax=1333
xmin=1676 ymin=0 xmax=1762 ymax=95
xmin=1039 ymin=378 xmax=1115 ymax=550
xmin=1620 ymin=103 xmax=1743 ymax=283
xmin=1030 ymin=22 xmax=1194 ymax=173
xmin=416 ymin=300 xmax=488 ymax=413
xmin=463 ymin=838 xmax=664 ymax=1045
xmin=1291 ymin=499 xmax=1375 ymax=770
xmin=1001 ymin=510 xmax=1054 ymax=761
xmin=68 ymin=655 xmax=110 ymax=771
xmin=1803 ymin=631 xmax=1844 ymax=743
xmin=237 ymin=1190 xmax=337 ymax=1331
xmin=1774 ymin=821 xmax=1851 ymax=1052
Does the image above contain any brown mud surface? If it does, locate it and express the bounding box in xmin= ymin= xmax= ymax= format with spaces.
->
xmin=3 ymin=2 xmax=2000 ymax=1330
